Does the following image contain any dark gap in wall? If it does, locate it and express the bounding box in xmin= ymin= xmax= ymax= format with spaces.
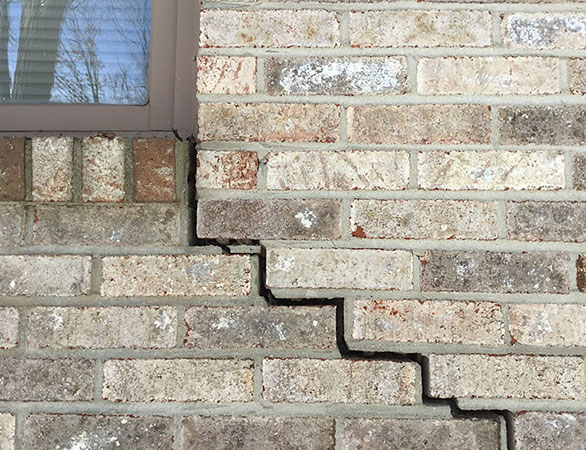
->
xmin=254 ymin=246 xmax=512 ymax=448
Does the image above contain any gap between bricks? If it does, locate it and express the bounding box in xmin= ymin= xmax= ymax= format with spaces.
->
xmin=190 ymin=141 xmax=515 ymax=450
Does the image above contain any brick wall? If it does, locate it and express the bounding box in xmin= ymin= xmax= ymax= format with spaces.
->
xmin=0 ymin=0 xmax=586 ymax=449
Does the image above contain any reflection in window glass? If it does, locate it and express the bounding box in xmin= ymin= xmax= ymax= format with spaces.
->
xmin=0 ymin=0 xmax=151 ymax=105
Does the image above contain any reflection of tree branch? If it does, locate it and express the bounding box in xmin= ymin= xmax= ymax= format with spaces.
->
xmin=52 ymin=0 xmax=149 ymax=104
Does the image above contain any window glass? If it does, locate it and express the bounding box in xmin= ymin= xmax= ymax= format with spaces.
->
xmin=0 ymin=0 xmax=151 ymax=105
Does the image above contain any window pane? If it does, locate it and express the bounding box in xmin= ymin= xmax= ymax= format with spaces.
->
xmin=0 ymin=0 xmax=151 ymax=105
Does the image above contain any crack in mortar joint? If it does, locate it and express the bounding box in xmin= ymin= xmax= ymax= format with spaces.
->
xmin=190 ymin=141 xmax=513 ymax=449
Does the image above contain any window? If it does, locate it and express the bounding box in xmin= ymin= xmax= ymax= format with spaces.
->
xmin=0 ymin=0 xmax=195 ymax=133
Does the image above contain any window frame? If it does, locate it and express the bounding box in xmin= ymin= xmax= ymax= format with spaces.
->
xmin=0 ymin=0 xmax=196 ymax=135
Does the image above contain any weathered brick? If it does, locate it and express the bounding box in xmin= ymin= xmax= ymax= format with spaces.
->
xmin=350 ymin=11 xmax=491 ymax=47
xmin=344 ymin=418 xmax=501 ymax=450
xmin=133 ymin=138 xmax=176 ymax=202
xmin=568 ymin=59 xmax=586 ymax=94
xmin=197 ymin=56 xmax=256 ymax=95
xmin=0 ymin=308 xmax=18 ymax=349
xmin=184 ymin=305 xmax=336 ymax=350
xmin=0 ymin=138 xmax=24 ymax=201
xmin=509 ymin=304 xmax=586 ymax=347
xmin=0 ymin=205 xmax=24 ymax=247
xmin=350 ymin=200 xmax=498 ymax=240
xmin=200 ymin=10 xmax=340 ymax=48
xmin=103 ymin=359 xmax=254 ymax=402
xmin=267 ymin=248 xmax=413 ymax=291
xmin=421 ymin=251 xmax=570 ymax=294
xmin=22 ymin=414 xmax=173 ymax=450
xmin=31 ymin=137 xmax=74 ymax=201
xmin=32 ymin=204 xmax=181 ymax=246
xmin=428 ymin=354 xmax=586 ymax=400
xmin=0 ymin=255 xmax=91 ymax=296
xmin=182 ymin=416 xmax=335 ymax=450
xmin=513 ymin=412 xmax=586 ymax=450
xmin=196 ymin=151 xmax=258 ymax=190
xmin=0 ymin=358 xmax=94 ymax=401
xmin=499 ymin=106 xmax=586 ymax=146
xmin=0 ymin=415 xmax=13 ymax=450
xmin=348 ymin=105 xmax=490 ymax=145
xmin=265 ymin=57 xmax=407 ymax=95
xmin=28 ymin=307 xmax=177 ymax=349
xmin=573 ymin=153 xmax=586 ymax=190
xmin=101 ymin=255 xmax=251 ymax=297
xmin=263 ymin=358 xmax=419 ymax=404
xmin=197 ymin=199 xmax=342 ymax=240
xmin=266 ymin=151 xmax=409 ymax=191
xmin=418 ymin=150 xmax=564 ymax=191
xmin=508 ymin=201 xmax=586 ymax=242
xmin=503 ymin=14 xmax=586 ymax=49
xmin=82 ymin=137 xmax=126 ymax=202
xmin=418 ymin=57 xmax=560 ymax=95
xmin=198 ymin=103 xmax=339 ymax=143
xmin=352 ymin=299 xmax=504 ymax=346
xmin=569 ymin=260 xmax=586 ymax=299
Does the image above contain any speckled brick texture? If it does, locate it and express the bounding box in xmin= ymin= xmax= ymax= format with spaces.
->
xmin=2 ymin=0 xmax=586 ymax=448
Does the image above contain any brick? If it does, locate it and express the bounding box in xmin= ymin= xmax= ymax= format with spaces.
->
xmin=0 ymin=415 xmax=13 ymax=450
xmin=197 ymin=56 xmax=256 ymax=95
xmin=352 ymin=299 xmax=504 ymax=346
xmin=22 ymin=414 xmax=173 ymax=450
xmin=263 ymin=358 xmax=419 ymax=404
xmin=509 ymin=304 xmax=586 ymax=347
xmin=0 ymin=255 xmax=91 ymax=296
xmin=0 ymin=138 xmax=24 ymax=201
xmin=184 ymin=305 xmax=336 ymax=350
xmin=0 ymin=205 xmax=24 ymax=247
xmin=31 ymin=137 xmax=74 ymax=201
xmin=350 ymin=200 xmax=498 ymax=240
xmin=0 ymin=358 xmax=94 ymax=401
xmin=197 ymin=199 xmax=342 ymax=240
xmin=101 ymin=255 xmax=251 ymax=297
xmin=28 ymin=307 xmax=177 ymax=349
xmin=82 ymin=137 xmax=126 ymax=202
xmin=428 ymin=354 xmax=586 ymax=400
xmin=513 ymin=412 xmax=586 ymax=450
xmin=198 ymin=103 xmax=339 ymax=143
xmin=265 ymin=57 xmax=407 ymax=95
xmin=103 ymin=359 xmax=254 ymax=402
xmin=200 ymin=10 xmax=340 ymax=48
xmin=266 ymin=151 xmax=409 ymax=191
xmin=196 ymin=151 xmax=258 ymax=190
xmin=503 ymin=14 xmax=586 ymax=49
xmin=350 ymin=11 xmax=491 ymax=47
xmin=32 ymin=204 xmax=181 ymax=246
xmin=573 ymin=249 xmax=586 ymax=282
xmin=418 ymin=150 xmax=564 ymax=191
xmin=133 ymin=138 xmax=176 ymax=202
xmin=0 ymin=309 xmax=18 ymax=349
xmin=267 ymin=248 xmax=413 ymax=291
xmin=499 ymin=106 xmax=586 ymax=146
xmin=348 ymin=105 xmax=490 ymax=145
xmin=344 ymin=418 xmax=501 ymax=450
xmin=572 ymin=153 xmax=586 ymax=190
xmin=421 ymin=251 xmax=570 ymax=294
xmin=508 ymin=201 xmax=586 ymax=242
xmin=418 ymin=57 xmax=560 ymax=95
xmin=569 ymin=59 xmax=586 ymax=94
xmin=182 ymin=416 xmax=335 ymax=450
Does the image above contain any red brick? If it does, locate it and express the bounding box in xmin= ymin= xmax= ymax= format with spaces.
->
xmin=0 ymin=138 xmax=25 ymax=201
xmin=133 ymin=138 xmax=176 ymax=202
